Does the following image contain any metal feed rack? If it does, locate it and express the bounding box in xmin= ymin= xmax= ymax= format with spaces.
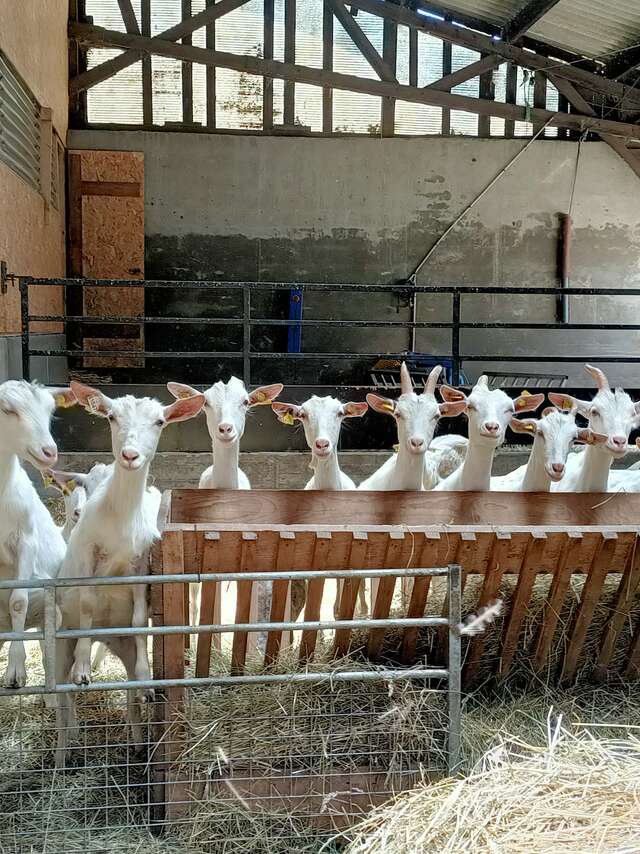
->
xmin=0 ymin=564 xmax=462 ymax=851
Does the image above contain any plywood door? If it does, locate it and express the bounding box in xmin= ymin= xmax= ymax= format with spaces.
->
xmin=67 ymin=149 xmax=144 ymax=370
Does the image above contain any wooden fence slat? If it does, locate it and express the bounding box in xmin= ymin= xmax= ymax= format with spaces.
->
xmin=595 ymin=534 xmax=640 ymax=680
xmin=435 ymin=533 xmax=477 ymax=662
xmin=299 ymin=532 xmax=333 ymax=662
xmin=264 ymin=532 xmax=297 ymax=666
xmin=230 ymin=533 xmax=259 ymax=675
xmin=561 ymin=533 xmax=619 ymax=683
xmin=498 ymin=532 xmax=548 ymax=678
xmin=334 ymin=533 xmax=370 ymax=657
xmin=195 ymin=532 xmax=220 ymax=678
xmin=462 ymin=532 xmax=512 ymax=690
xmin=624 ymin=621 xmax=640 ymax=679
xmin=531 ymin=531 xmax=583 ymax=673
xmin=367 ymin=531 xmax=405 ymax=659
xmin=401 ymin=533 xmax=440 ymax=663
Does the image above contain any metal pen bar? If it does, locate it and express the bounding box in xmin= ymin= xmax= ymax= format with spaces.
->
xmin=0 ymin=667 xmax=449 ymax=698
xmin=447 ymin=563 xmax=462 ymax=775
xmin=42 ymin=587 xmax=57 ymax=692
xmin=0 ymin=614 xmax=448 ymax=643
xmin=19 ymin=277 xmax=30 ymax=381
xmin=0 ymin=566 xmax=449 ymax=590
xmin=243 ymin=286 xmax=251 ymax=385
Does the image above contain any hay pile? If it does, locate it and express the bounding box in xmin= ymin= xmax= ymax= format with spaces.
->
xmin=344 ymin=719 xmax=640 ymax=854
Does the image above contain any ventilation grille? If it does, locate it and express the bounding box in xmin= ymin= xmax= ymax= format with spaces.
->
xmin=0 ymin=51 xmax=40 ymax=190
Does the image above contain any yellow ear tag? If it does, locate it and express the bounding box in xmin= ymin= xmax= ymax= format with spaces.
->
xmin=178 ymin=390 xmax=193 ymax=400
xmin=55 ymin=394 xmax=73 ymax=408
xmin=282 ymin=412 xmax=295 ymax=426
xmin=563 ymin=399 xmax=572 ymax=411
xmin=255 ymin=391 xmax=268 ymax=403
xmin=382 ymin=402 xmax=395 ymax=413
xmin=392 ymin=443 xmax=399 ymax=453
xmin=42 ymin=473 xmax=55 ymax=489
xmin=584 ymin=432 xmax=594 ymax=444
xmin=524 ymin=423 xmax=535 ymax=432
xmin=63 ymin=479 xmax=77 ymax=496
xmin=520 ymin=389 xmax=531 ymax=397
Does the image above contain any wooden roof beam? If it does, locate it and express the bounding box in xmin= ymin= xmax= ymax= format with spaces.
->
xmin=116 ymin=0 xmax=140 ymax=35
xmin=425 ymin=54 xmax=503 ymax=91
xmin=501 ymin=0 xmax=563 ymax=43
xmin=69 ymin=23 xmax=640 ymax=140
xmin=326 ymin=0 xmax=397 ymax=81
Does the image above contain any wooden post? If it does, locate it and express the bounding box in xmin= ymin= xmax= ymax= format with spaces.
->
xmin=334 ymin=532 xmax=370 ymax=657
xmin=478 ymin=56 xmax=493 ymax=137
xmin=263 ymin=0 xmax=275 ymax=130
xmin=264 ymin=532 xmax=297 ymax=665
xmin=299 ymin=532 xmax=333 ymax=662
xmin=231 ymin=533 xmax=259 ymax=674
xmin=322 ymin=0 xmax=333 ymax=132
xmin=367 ymin=531 xmax=405 ymax=659
xmin=141 ymin=0 xmax=152 ymax=124
xmin=441 ymin=18 xmax=452 ymax=136
xmin=284 ymin=0 xmax=296 ymax=124
xmin=505 ymin=61 xmax=517 ymax=137
xmin=206 ymin=0 xmax=216 ymax=128
xmin=195 ymin=532 xmax=220 ymax=678
xmin=181 ymin=0 xmax=194 ymax=123
xmin=381 ymin=19 xmax=397 ymax=136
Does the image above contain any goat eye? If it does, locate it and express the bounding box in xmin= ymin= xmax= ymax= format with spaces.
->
xmin=107 ymin=413 xmax=115 ymax=423
xmin=1 ymin=407 xmax=17 ymax=417
xmin=155 ymin=419 xmax=165 ymax=427
xmin=591 ymin=409 xmax=599 ymax=417
xmin=244 ymin=398 xmax=250 ymax=406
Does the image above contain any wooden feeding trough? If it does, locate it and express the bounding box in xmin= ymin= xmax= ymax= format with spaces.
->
xmin=153 ymin=489 xmax=640 ymax=686
xmin=150 ymin=489 xmax=640 ymax=825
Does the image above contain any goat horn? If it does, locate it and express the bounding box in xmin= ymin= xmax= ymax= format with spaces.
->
xmin=477 ymin=375 xmax=489 ymax=389
xmin=424 ymin=365 xmax=442 ymax=395
xmin=400 ymin=362 xmax=413 ymax=395
xmin=584 ymin=364 xmax=610 ymax=391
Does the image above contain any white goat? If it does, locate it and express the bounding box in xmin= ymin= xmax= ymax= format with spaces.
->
xmin=167 ymin=377 xmax=283 ymax=489
xmin=423 ymin=434 xmax=469 ymax=488
xmin=491 ymin=406 xmax=606 ymax=491
xmin=549 ymin=365 xmax=640 ymax=492
xmin=273 ymin=395 xmax=368 ymax=617
xmin=44 ymin=463 xmax=112 ymax=542
xmin=359 ymin=363 xmax=466 ymax=491
xmin=272 ymin=395 xmax=368 ymax=489
xmin=434 ymin=378 xmax=544 ymax=491
xmin=0 ymin=381 xmax=75 ymax=688
xmin=55 ymin=382 xmax=204 ymax=762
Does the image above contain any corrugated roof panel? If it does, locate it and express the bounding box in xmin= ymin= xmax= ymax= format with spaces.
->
xmin=530 ymin=0 xmax=640 ymax=59
xmin=395 ymin=26 xmax=442 ymax=133
xmin=424 ymin=0 xmax=518 ymax=28
xmin=87 ymin=49 xmax=144 ymax=123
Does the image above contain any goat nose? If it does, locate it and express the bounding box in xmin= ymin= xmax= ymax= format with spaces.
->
xmin=551 ymin=463 xmax=565 ymax=475
xmin=484 ymin=422 xmax=500 ymax=434
xmin=121 ymin=448 xmax=140 ymax=462
xmin=410 ymin=437 xmax=425 ymax=449
xmin=218 ymin=422 xmax=234 ymax=435
xmin=41 ymin=444 xmax=57 ymax=461
xmin=315 ymin=438 xmax=330 ymax=451
xmin=612 ymin=435 xmax=626 ymax=447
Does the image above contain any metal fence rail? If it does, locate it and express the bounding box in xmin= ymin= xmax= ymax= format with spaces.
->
xmin=19 ymin=277 xmax=640 ymax=387
xmin=0 ymin=563 xmax=461 ymax=850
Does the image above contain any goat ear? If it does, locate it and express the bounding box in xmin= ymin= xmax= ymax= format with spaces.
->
xmin=167 ymin=382 xmax=200 ymax=400
xmin=549 ymin=392 xmax=584 ymax=415
xmin=248 ymin=383 xmax=284 ymax=406
xmin=366 ymin=393 xmax=396 ymax=415
xmin=42 ymin=469 xmax=85 ymax=496
xmin=343 ymin=401 xmax=368 ymax=418
xmin=163 ymin=393 xmax=205 ymax=424
xmin=542 ymin=406 xmax=556 ymax=418
xmin=576 ymin=428 xmax=607 ymax=446
xmin=513 ymin=392 xmax=545 ymax=413
xmin=509 ymin=417 xmax=538 ymax=435
xmin=272 ymin=402 xmax=303 ymax=425
xmin=440 ymin=385 xmax=466 ymax=403
xmin=70 ymin=381 xmax=112 ymax=417
xmin=439 ymin=399 xmax=466 ymax=417
xmin=48 ymin=387 xmax=77 ymax=409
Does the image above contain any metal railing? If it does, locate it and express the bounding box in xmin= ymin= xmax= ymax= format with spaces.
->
xmin=19 ymin=277 xmax=640 ymax=387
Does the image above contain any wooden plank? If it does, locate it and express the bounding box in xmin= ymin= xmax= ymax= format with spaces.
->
xmin=284 ymin=0 xmax=296 ymax=124
xmin=502 ymin=0 xmax=563 ymax=42
xmin=141 ymin=0 xmax=152 ymax=124
xmin=498 ymin=532 xmax=549 ymax=677
xmin=70 ymin=24 xmax=640 ymax=140
xmin=182 ymin=0 xmax=194 ymax=123
xmin=381 ymin=19 xmax=397 ymax=136
xmin=263 ymin=0 xmax=274 ymax=131
xmin=195 ymin=533 xmax=219 ymax=678
xmin=322 ymin=0 xmax=333 ymax=132
xmin=531 ymin=531 xmax=585 ymax=672
xmin=624 ymin=622 xmax=640 ymax=679
xmin=327 ymin=0 xmax=397 ymax=83
xmin=532 ymin=66 xmax=547 ymax=136
xmin=426 ymin=55 xmax=503 ymax=92
xmin=170 ymin=489 xmax=640 ymax=530
xmin=264 ymin=532 xmax=297 ymax=665
xmin=435 ymin=532 xmax=478 ymax=662
xmin=462 ymin=533 xmax=522 ymax=689
xmin=161 ymin=530 xmax=187 ymax=682
xmin=117 ymin=0 xmax=140 ymax=34
xmin=505 ymin=61 xmax=517 ymax=137
xmin=595 ymin=535 xmax=640 ymax=680
xmin=367 ymin=532 xmax=405 ymax=659
xmin=151 ymin=492 xmax=172 ymax=682
xmin=478 ymin=56 xmax=494 ymax=137
xmin=205 ymin=0 xmax=216 ymax=128
xmin=71 ymin=0 xmax=254 ymax=93
xmin=68 ymin=154 xmax=84 ymax=277
xmin=400 ymin=533 xmax=440 ymax=664
xmin=230 ymin=533 xmax=259 ymax=675
xmin=299 ymin=532 xmax=333 ymax=663
xmin=80 ymin=180 xmax=141 ymax=197
xmin=561 ymin=533 xmax=620 ymax=683
xmin=334 ymin=533 xmax=370 ymax=657
xmin=409 ymin=27 xmax=418 ymax=88
xmin=441 ymin=26 xmax=452 ymax=136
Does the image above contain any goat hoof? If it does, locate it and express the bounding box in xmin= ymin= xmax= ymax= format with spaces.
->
xmin=4 ymin=668 xmax=26 ymax=689
xmin=70 ymin=663 xmax=91 ymax=686
xmin=137 ymin=687 xmax=155 ymax=704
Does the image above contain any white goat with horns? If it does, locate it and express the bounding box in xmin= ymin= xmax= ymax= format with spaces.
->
xmin=0 ymin=381 xmax=76 ymax=689
xmin=55 ymin=382 xmax=205 ymax=764
xmin=44 ymin=463 xmax=112 ymax=542
xmin=359 ymin=363 xmax=466 ymax=490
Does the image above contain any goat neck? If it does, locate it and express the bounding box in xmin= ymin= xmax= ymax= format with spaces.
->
xmin=393 ymin=443 xmax=424 ymax=490
xmin=521 ymin=434 xmax=551 ymax=492
xmin=574 ymin=444 xmax=612 ymax=492
xmin=0 ymin=452 xmax=20 ymax=494
xmin=456 ymin=437 xmax=496 ymax=491
xmin=106 ymin=457 xmax=150 ymax=515
xmin=310 ymin=450 xmax=343 ymax=489
xmin=211 ymin=435 xmax=240 ymax=489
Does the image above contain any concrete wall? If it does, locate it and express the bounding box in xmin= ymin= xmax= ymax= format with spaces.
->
xmin=0 ymin=0 xmax=67 ymax=338
xmin=68 ymin=131 xmax=640 ymax=384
